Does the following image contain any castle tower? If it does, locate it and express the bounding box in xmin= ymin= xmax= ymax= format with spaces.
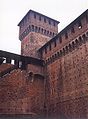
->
xmin=18 ymin=10 xmax=59 ymax=58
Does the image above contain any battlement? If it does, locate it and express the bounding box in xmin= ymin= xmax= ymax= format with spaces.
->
xmin=18 ymin=10 xmax=59 ymax=41
xmin=39 ymin=9 xmax=88 ymax=60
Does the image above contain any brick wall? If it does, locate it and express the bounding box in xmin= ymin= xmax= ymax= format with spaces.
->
xmin=45 ymin=40 xmax=88 ymax=118
xmin=0 ymin=63 xmax=45 ymax=116
xmin=21 ymin=32 xmax=50 ymax=58
xmin=41 ymin=11 xmax=88 ymax=60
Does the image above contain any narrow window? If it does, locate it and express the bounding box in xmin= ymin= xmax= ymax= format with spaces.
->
xmin=59 ymin=36 xmax=62 ymax=43
xmin=41 ymin=28 xmax=43 ymax=33
xmin=71 ymin=27 xmax=75 ymax=33
xmin=47 ymin=31 xmax=49 ymax=35
xmin=53 ymin=22 xmax=55 ymax=26
xmin=35 ymin=26 xmax=38 ymax=32
xmin=34 ymin=14 xmax=36 ymax=19
xmin=65 ymin=32 xmax=68 ymax=39
xmin=39 ymin=16 xmax=41 ymax=21
xmin=50 ymin=32 xmax=52 ymax=36
xmin=78 ymin=21 xmax=82 ymax=29
xmin=44 ymin=18 xmax=46 ymax=23
xmin=53 ymin=33 xmax=55 ymax=36
xmin=38 ymin=27 xmax=40 ymax=32
xmin=49 ymin=20 xmax=51 ymax=25
xmin=44 ymin=30 xmax=46 ymax=34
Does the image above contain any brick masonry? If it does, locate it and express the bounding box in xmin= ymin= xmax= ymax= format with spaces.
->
xmin=0 ymin=9 xmax=88 ymax=119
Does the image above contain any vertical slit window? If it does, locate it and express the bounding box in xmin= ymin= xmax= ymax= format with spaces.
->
xmin=71 ymin=27 xmax=75 ymax=33
xmin=59 ymin=36 xmax=62 ymax=43
xmin=39 ymin=16 xmax=41 ymax=21
xmin=44 ymin=18 xmax=46 ymax=23
xmin=34 ymin=14 xmax=36 ymax=19
xmin=49 ymin=20 xmax=51 ymax=25
xmin=65 ymin=32 xmax=68 ymax=39
xmin=78 ymin=21 xmax=82 ymax=29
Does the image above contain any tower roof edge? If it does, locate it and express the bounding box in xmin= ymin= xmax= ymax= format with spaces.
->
xmin=18 ymin=9 xmax=60 ymax=26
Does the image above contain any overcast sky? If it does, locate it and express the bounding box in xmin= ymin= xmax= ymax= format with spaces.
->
xmin=0 ymin=0 xmax=88 ymax=54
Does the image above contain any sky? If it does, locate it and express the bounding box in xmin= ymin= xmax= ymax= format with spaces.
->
xmin=0 ymin=0 xmax=88 ymax=54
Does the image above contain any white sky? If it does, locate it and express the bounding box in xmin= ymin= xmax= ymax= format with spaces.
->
xmin=0 ymin=0 xmax=88 ymax=54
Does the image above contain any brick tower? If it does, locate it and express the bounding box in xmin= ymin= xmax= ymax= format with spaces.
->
xmin=18 ymin=10 xmax=59 ymax=58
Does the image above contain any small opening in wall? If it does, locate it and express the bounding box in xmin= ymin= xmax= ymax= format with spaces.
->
xmin=49 ymin=20 xmax=51 ymax=25
xmin=65 ymin=32 xmax=68 ymax=39
xmin=44 ymin=18 xmax=46 ymax=23
xmin=71 ymin=27 xmax=75 ymax=33
xmin=34 ymin=13 xmax=36 ymax=19
xmin=47 ymin=31 xmax=49 ymax=35
xmin=39 ymin=16 xmax=41 ymax=21
xmin=78 ymin=21 xmax=82 ymax=29
xmin=53 ymin=22 xmax=55 ymax=26
xmin=11 ymin=60 xmax=14 ymax=65
xmin=59 ymin=36 xmax=62 ymax=43
xmin=53 ymin=33 xmax=55 ymax=36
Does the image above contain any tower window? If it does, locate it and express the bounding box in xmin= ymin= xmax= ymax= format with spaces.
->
xmin=49 ymin=20 xmax=51 ymax=24
xmin=44 ymin=18 xmax=46 ymax=23
xmin=34 ymin=14 xmax=36 ymax=19
xmin=41 ymin=28 xmax=43 ymax=33
xmin=47 ymin=31 xmax=49 ymax=35
xmin=44 ymin=30 xmax=46 ymax=34
xmin=53 ymin=22 xmax=55 ymax=26
xmin=50 ymin=32 xmax=52 ymax=36
xmin=78 ymin=21 xmax=82 ymax=29
xmin=32 ymin=25 xmax=34 ymax=31
xmin=39 ymin=16 xmax=41 ymax=21
xmin=53 ymin=33 xmax=55 ymax=36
